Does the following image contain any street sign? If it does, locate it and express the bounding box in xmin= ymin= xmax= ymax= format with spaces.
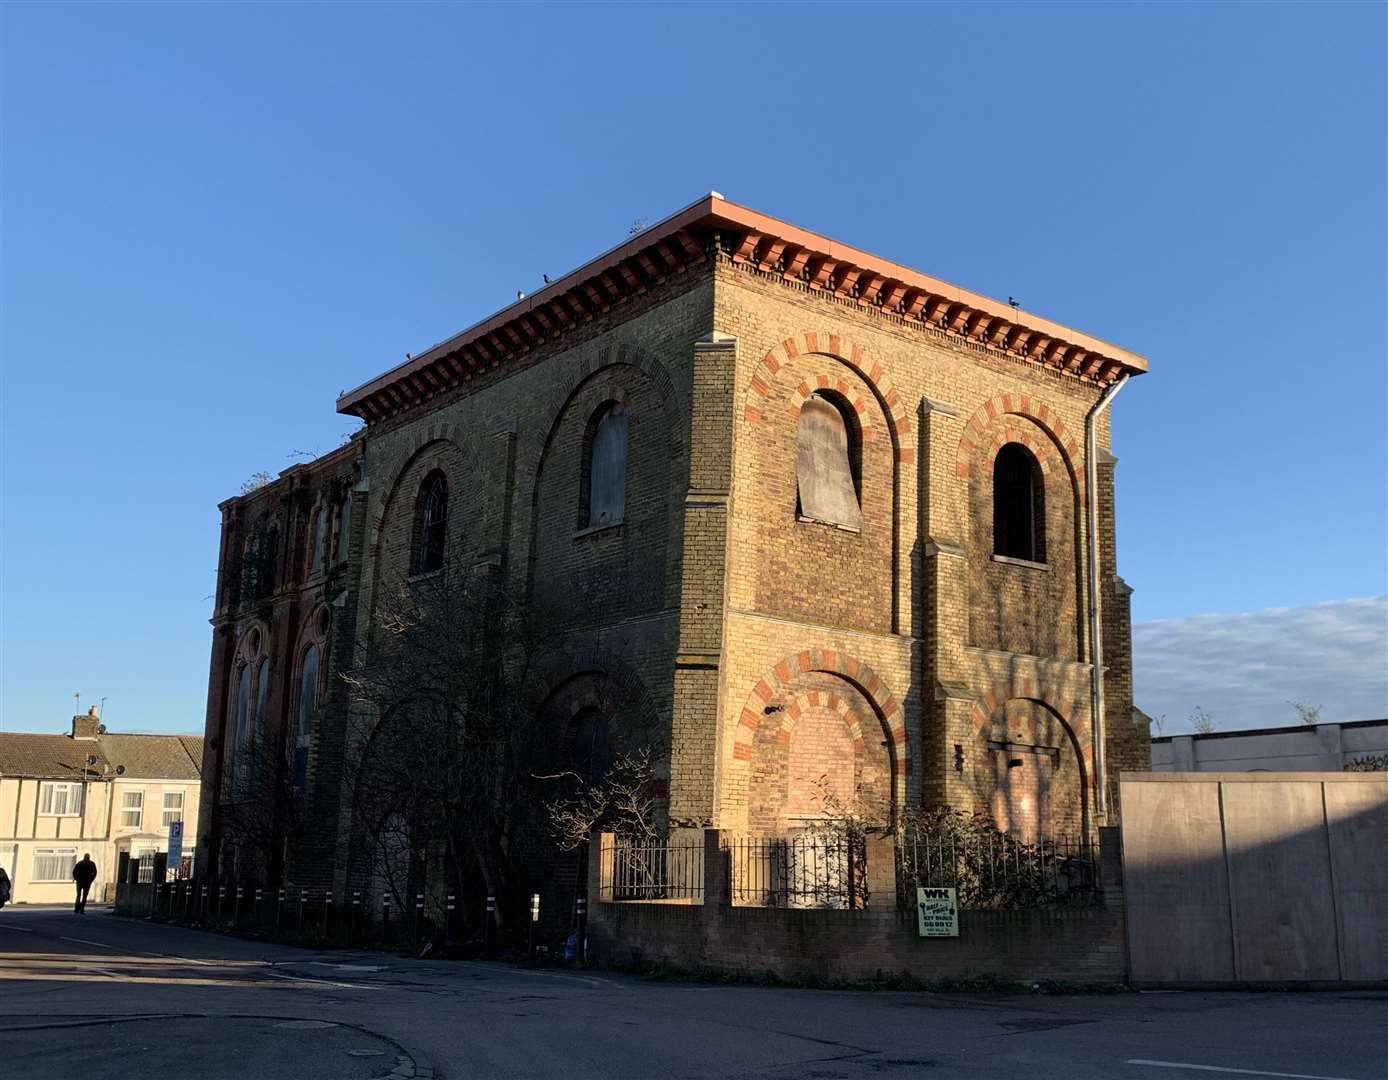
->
xmin=916 ymin=886 xmax=959 ymax=938
xmin=167 ymin=820 xmax=184 ymax=870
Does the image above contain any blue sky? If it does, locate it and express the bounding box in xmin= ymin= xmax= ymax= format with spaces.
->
xmin=2 ymin=3 xmax=1384 ymax=736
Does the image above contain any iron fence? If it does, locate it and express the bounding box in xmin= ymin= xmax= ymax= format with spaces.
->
xmin=725 ymin=832 xmax=867 ymax=909
xmin=897 ymin=826 xmax=1099 ymax=910
xmin=602 ymin=835 xmax=704 ymax=902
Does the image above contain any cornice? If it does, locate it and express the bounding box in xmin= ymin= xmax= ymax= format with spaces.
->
xmin=336 ymin=194 xmax=1148 ymax=424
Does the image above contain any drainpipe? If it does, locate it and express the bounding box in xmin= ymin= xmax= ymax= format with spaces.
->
xmin=1085 ymin=374 xmax=1128 ymax=820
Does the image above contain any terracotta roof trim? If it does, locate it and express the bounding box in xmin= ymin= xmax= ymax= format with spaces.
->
xmin=336 ymin=193 xmax=1148 ymax=422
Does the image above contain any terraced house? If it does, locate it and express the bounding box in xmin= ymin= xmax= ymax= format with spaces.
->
xmin=0 ymin=709 xmax=202 ymax=904
xmin=199 ymin=195 xmax=1149 ymax=902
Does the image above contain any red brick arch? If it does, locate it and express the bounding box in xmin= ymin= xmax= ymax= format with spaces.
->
xmin=954 ymin=393 xmax=1083 ymax=502
xmin=970 ymin=678 xmax=1093 ymax=788
xmin=742 ymin=332 xmax=914 ymax=466
xmin=733 ymin=649 xmax=909 ymax=789
xmin=767 ymin=688 xmax=867 ymax=751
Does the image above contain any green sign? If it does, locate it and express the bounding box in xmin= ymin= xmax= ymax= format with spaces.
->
xmin=916 ymin=886 xmax=959 ymax=937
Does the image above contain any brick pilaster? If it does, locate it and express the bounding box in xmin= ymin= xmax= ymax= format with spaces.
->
xmin=669 ymin=332 xmax=735 ymax=826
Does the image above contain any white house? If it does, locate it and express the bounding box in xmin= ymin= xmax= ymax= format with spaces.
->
xmin=0 ymin=709 xmax=203 ymax=904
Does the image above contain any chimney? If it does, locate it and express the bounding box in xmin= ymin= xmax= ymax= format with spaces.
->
xmin=71 ymin=705 xmax=101 ymax=740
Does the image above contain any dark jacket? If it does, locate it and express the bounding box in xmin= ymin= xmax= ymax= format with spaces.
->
xmin=72 ymin=858 xmax=98 ymax=886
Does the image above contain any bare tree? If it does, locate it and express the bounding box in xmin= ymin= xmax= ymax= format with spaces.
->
xmin=214 ymin=717 xmax=301 ymax=883
xmin=1189 ymin=706 xmax=1216 ymax=735
xmin=1287 ymin=700 xmax=1323 ymax=726
xmin=342 ymin=558 xmax=555 ymax=934
xmin=544 ymin=747 xmax=663 ymax=852
xmin=240 ymin=470 xmax=274 ymax=495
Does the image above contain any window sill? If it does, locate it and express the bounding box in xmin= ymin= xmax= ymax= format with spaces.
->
xmin=574 ymin=520 xmax=624 ymax=540
xmin=407 ymin=568 xmax=444 ymax=584
xmin=991 ymin=553 xmax=1049 ymax=571
xmin=796 ymin=514 xmax=862 ymax=535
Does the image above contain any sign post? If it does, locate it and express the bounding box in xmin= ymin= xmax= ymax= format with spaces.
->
xmin=915 ymin=886 xmax=959 ymax=938
xmin=166 ymin=821 xmax=184 ymax=877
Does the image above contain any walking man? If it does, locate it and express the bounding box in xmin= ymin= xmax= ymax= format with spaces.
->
xmin=72 ymin=853 xmax=98 ymax=914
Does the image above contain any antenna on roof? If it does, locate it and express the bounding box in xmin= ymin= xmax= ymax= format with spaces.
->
xmin=74 ymin=691 xmax=81 ymax=716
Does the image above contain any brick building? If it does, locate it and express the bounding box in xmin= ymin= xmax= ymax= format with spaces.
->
xmin=198 ymin=194 xmax=1148 ymax=895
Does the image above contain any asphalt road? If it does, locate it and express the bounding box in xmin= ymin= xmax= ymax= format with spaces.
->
xmin=0 ymin=905 xmax=1382 ymax=1080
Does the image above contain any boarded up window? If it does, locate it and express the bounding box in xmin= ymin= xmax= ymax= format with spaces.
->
xmin=993 ymin=443 xmax=1045 ymax=562
xmin=588 ymin=404 xmax=627 ymax=527
xmin=796 ymin=394 xmax=861 ymax=529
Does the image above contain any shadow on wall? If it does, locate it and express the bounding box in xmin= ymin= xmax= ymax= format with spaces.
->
xmin=1119 ymin=772 xmax=1388 ymax=986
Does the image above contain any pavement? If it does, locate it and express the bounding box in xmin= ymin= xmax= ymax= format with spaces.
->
xmin=0 ymin=905 xmax=1383 ymax=1080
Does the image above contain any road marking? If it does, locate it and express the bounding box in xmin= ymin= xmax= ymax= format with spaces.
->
xmin=59 ymin=936 xmax=114 ymax=950
xmin=1126 ymin=1059 xmax=1365 ymax=1080
xmin=142 ymin=951 xmax=217 ymax=966
xmin=0 ymin=925 xmax=34 ymax=933
xmin=263 ymin=970 xmax=367 ymax=990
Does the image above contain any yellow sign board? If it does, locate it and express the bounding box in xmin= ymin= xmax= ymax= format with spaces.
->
xmin=916 ymin=886 xmax=959 ymax=937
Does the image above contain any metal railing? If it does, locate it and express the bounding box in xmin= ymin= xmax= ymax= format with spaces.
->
xmin=603 ymin=835 xmax=704 ymax=902
xmin=897 ymin=826 xmax=1099 ymax=910
xmin=725 ymin=833 xmax=867 ymax=909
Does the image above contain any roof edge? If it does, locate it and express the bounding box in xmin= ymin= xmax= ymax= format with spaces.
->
xmin=337 ymin=193 xmax=1149 ymax=420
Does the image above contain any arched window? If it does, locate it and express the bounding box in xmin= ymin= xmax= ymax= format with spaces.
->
xmin=796 ymin=393 xmax=861 ymax=530
xmin=993 ymin=443 xmax=1046 ymax=562
xmin=336 ymin=497 xmax=351 ymax=563
xmin=414 ymin=472 xmax=448 ymax=574
xmin=308 ymin=508 xmax=325 ymax=577
xmin=584 ymin=403 xmax=628 ymax=528
xmin=294 ymin=644 xmax=319 ymax=791
xmin=232 ymin=664 xmax=251 ymax=790
xmin=251 ymin=659 xmax=270 ymax=782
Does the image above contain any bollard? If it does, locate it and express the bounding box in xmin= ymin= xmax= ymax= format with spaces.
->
xmin=298 ymin=889 xmax=307 ymax=937
xmin=254 ymin=887 xmax=263 ymax=927
xmin=277 ymin=888 xmax=286 ymax=933
xmin=484 ymin=894 xmax=495 ymax=958
xmin=234 ymin=885 xmax=243 ymax=926
xmin=575 ymin=896 xmax=587 ymax=966
xmin=351 ymin=891 xmax=361 ymax=944
xmin=382 ymin=894 xmax=392 ymax=944
xmin=200 ymin=884 xmax=208 ymax=923
xmin=446 ymin=893 xmax=456 ymax=944
xmin=527 ymin=893 xmax=540 ymax=964
xmin=414 ymin=892 xmax=423 ymax=946
xmin=217 ymin=884 xmax=225 ymax=922
xmin=323 ymin=889 xmax=332 ymax=939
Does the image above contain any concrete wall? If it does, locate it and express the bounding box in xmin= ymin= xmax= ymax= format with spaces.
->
xmin=1151 ymin=719 xmax=1388 ymax=773
xmin=1119 ymin=772 xmax=1388 ymax=986
xmin=586 ymin=829 xmax=1127 ymax=985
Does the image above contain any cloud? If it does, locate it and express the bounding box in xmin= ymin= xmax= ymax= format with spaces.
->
xmin=1133 ymin=597 xmax=1388 ymax=735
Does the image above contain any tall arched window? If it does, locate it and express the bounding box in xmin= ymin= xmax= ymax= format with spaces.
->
xmin=796 ymin=393 xmax=861 ymax=530
xmin=336 ymin=497 xmax=351 ymax=564
xmin=414 ymin=472 xmax=448 ymax=574
xmin=251 ymin=659 xmax=270 ymax=783
xmin=294 ymin=644 xmax=319 ymax=791
xmin=308 ymin=508 xmax=325 ymax=577
xmin=584 ymin=403 xmax=628 ymax=528
xmin=232 ymin=664 xmax=251 ymax=791
xmin=993 ymin=443 xmax=1046 ymax=562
